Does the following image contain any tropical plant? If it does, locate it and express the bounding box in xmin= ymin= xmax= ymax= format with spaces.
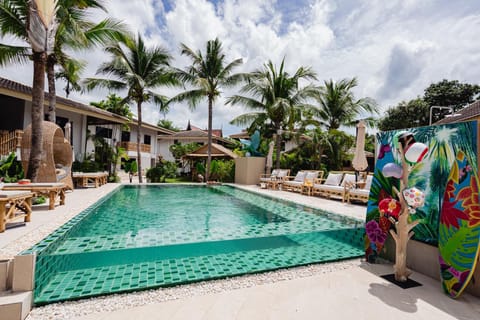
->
xmin=157 ymin=119 xmax=180 ymax=131
xmin=84 ymin=34 xmax=176 ymax=183
xmin=312 ymin=78 xmax=378 ymax=131
xmin=377 ymin=98 xmax=430 ymax=131
xmin=146 ymin=160 xmax=177 ymax=182
xmin=228 ymin=59 xmax=317 ymax=169
xmin=209 ymin=159 xmax=235 ymax=182
xmin=169 ymin=142 xmax=200 ymax=160
xmin=170 ymin=38 xmax=244 ymax=181
xmin=0 ymin=152 xmax=24 ymax=182
xmin=90 ymin=93 xmax=133 ymax=119
xmin=424 ymin=79 xmax=480 ymax=110
xmin=0 ymin=0 xmax=127 ymax=122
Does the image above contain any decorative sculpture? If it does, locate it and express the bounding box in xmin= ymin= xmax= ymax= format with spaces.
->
xmin=240 ymin=130 xmax=263 ymax=156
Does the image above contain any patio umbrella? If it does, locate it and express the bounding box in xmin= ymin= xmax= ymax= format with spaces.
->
xmin=352 ymin=120 xmax=368 ymax=172
xmin=266 ymin=139 xmax=275 ymax=174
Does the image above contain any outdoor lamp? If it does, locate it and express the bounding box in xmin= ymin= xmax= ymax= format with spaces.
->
xmin=404 ymin=142 xmax=429 ymax=164
xmin=382 ymin=163 xmax=403 ymax=179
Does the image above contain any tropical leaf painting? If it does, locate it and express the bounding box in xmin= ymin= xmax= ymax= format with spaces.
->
xmin=365 ymin=121 xmax=479 ymax=263
xmin=439 ymin=150 xmax=480 ymax=298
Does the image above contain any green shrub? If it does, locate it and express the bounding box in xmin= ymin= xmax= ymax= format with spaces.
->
xmin=146 ymin=161 xmax=177 ymax=183
xmin=0 ymin=152 xmax=24 ymax=182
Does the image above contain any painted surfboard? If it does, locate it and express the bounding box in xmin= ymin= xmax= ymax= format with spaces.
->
xmin=365 ymin=143 xmax=396 ymax=263
xmin=438 ymin=150 xmax=480 ymax=298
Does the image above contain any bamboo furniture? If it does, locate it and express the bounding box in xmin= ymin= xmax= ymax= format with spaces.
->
xmin=72 ymin=172 xmax=108 ymax=188
xmin=21 ymin=121 xmax=74 ymax=190
xmin=2 ymin=183 xmax=66 ymax=210
xmin=0 ymin=191 xmax=33 ymax=232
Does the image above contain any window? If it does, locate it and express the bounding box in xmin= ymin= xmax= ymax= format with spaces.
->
xmin=121 ymin=131 xmax=130 ymax=142
xmin=96 ymin=126 xmax=112 ymax=139
xmin=144 ymin=134 xmax=151 ymax=145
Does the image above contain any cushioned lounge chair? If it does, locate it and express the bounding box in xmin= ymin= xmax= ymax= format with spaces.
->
xmin=283 ymin=170 xmax=322 ymax=193
xmin=312 ymin=172 xmax=357 ymax=202
xmin=346 ymin=174 xmax=373 ymax=204
xmin=266 ymin=169 xmax=290 ymax=190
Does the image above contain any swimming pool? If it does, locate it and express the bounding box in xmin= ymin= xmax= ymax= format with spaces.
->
xmin=23 ymin=185 xmax=365 ymax=304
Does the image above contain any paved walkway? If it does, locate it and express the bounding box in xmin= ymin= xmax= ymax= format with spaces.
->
xmin=1 ymin=181 xmax=479 ymax=319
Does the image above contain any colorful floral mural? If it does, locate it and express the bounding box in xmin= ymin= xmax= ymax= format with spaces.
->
xmin=365 ymin=121 xmax=479 ymax=263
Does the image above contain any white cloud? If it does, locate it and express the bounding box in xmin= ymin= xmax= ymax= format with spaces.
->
xmin=1 ymin=0 xmax=479 ymax=136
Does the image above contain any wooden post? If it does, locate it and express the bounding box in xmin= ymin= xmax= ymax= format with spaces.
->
xmin=389 ymin=139 xmax=421 ymax=282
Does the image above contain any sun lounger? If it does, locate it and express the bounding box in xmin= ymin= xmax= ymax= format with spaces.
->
xmin=283 ymin=170 xmax=323 ymax=194
xmin=346 ymin=174 xmax=373 ymax=204
xmin=72 ymin=172 xmax=108 ymax=188
xmin=2 ymin=182 xmax=67 ymax=210
xmin=266 ymin=169 xmax=290 ymax=190
xmin=0 ymin=190 xmax=33 ymax=232
xmin=312 ymin=172 xmax=357 ymax=202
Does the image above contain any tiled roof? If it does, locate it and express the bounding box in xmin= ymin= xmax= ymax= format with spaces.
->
xmin=435 ymin=100 xmax=480 ymax=124
xmin=0 ymin=77 xmax=174 ymax=134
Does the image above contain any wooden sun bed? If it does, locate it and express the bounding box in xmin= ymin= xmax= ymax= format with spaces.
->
xmin=2 ymin=182 xmax=67 ymax=210
xmin=72 ymin=172 xmax=108 ymax=188
xmin=0 ymin=190 xmax=33 ymax=232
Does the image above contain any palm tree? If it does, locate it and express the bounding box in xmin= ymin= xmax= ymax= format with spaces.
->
xmin=84 ymin=34 xmax=176 ymax=183
xmin=0 ymin=0 xmax=58 ymax=180
xmin=228 ymin=59 xmax=317 ymax=169
xmin=169 ymin=38 xmax=244 ymax=181
xmin=0 ymin=0 xmax=127 ymax=122
xmin=313 ymin=78 xmax=378 ymax=130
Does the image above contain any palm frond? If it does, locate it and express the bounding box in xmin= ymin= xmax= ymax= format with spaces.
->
xmin=0 ymin=43 xmax=30 ymax=66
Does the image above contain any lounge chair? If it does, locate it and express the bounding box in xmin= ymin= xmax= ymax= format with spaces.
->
xmin=312 ymin=172 xmax=357 ymax=202
xmin=283 ymin=170 xmax=322 ymax=194
xmin=266 ymin=169 xmax=290 ymax=190
xmin=0 ymin=190 xmax=33 ymax=232
xmin=346 ymin=174 xmax=374 ymax=204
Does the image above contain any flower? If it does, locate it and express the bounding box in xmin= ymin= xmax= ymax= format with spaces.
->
xmin=366 ymin=220 xmax=387 ymax=244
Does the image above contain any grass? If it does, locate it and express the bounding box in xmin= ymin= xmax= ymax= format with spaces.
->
xmin=165 ymin=176 xmax=193 ymax=183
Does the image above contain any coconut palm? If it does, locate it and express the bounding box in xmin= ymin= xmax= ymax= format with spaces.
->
xmin=84 ymin=34 xmax=176 ymax=183
xmin=313 ymin=78 xmax=378 ymax=130
xmin=0 ymin=0 xmax=58 ymax=180
xmin=228 ymin=59 xmax=317 ymax=169
xmin=0 ymin=0 xmax=127 ymax=122
xmin=169 ymin=38 xmax=244 ymax=181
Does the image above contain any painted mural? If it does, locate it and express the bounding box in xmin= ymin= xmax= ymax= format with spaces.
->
xmin=365 ymin=121 xmax=479 ymax=264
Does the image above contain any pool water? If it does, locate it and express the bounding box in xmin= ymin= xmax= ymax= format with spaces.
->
xmin=24 ymin=185 xmax=365 ymax=305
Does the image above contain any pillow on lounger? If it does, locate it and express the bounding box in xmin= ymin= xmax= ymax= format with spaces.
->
xmin=324 ymin=173 xmax=343 ymax=186
xmin=305 ymin=171 xmax=319 ymax=181
xmin=294 ymin=171 xmax=307 ymax=182
xmin=341 ymin=174 xmax=357 ymax=187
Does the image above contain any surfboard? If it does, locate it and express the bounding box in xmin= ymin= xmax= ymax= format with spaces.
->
xmin=438 ymin=150 xmax=480 ymax=298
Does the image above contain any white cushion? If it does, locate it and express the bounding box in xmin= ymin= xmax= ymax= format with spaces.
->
xmin=270 ymin=169 xmax=279 ymax=177
xmin=277 ymin=170 xmax=288 ymax=178
xmin=305 ymin=171 xmax=319 ymax=181
xmin=324 ymin=173 xmax=343 ymax=186
xmin=294 ymin=171 xmax=307 ymax=182
xmin=341 ymin=174 xmax=356 ymax=187
xmin=363 ymin=175 xmax=373 ymax=190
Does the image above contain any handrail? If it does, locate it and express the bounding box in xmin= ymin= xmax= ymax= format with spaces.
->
xmin=0 ymin=130 xmax=22 ymax=157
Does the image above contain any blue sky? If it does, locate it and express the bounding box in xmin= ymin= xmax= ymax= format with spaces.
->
xmin=1 ymin=0 xmax=479 ymax=136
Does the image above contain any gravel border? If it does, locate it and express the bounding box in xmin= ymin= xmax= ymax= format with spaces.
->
xmin=27 ymin=259 xmax=361 ymax=320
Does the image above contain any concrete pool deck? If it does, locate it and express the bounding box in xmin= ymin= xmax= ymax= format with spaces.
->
xmin=1 ymin=182 xmax=479 ymax=319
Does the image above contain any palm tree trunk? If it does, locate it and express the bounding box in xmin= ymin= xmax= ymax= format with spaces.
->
xmin=136 ymin=101 xmax=143 ymax=183
xmin=206 ymin=97 xmax=213 ymax=181
xmin=46 ymin=54 xmax=56 ymax=122
xmin=275 ymin=127 xmax=282 ymax=169
xmin=28 ymin=51 xmax=46 ymax=181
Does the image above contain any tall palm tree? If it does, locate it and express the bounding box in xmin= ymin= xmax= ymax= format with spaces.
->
xmin=228 ymin=59 xmax=317 ymax=169
xmin=84 ymin=34 xmax=175 ymax=183
xmin=169 ymin=38 xmax=244 ymax=181
xmin=0 ymin=0 xmax=58 ymax=180
xmin=0 ymin=0 xmax=127 ymax=122
xmin=313 ymin=78 xmax=378 ymax=131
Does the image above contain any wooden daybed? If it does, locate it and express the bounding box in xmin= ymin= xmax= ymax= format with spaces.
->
xmin=72 ymin=172 xmax=108 ymax=188
xmin=0 ymin=190 xmax=33 ymax=232
xmin=2 ymin=182 xmax=67 ymax=210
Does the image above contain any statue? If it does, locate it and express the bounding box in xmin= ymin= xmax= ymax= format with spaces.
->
xmin=240 ymin=130 xmax=263 ymax=156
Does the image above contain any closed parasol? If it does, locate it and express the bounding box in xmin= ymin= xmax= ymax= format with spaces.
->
xmin=352 ymin=120 xmax=368 ymax=171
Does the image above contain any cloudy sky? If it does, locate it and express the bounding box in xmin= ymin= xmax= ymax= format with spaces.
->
xmin=1 ymin=0 xmax=479 ymax=136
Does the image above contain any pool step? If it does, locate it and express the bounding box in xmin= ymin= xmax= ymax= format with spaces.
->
xmin=34 ymin=229 xmax=364 ymax=304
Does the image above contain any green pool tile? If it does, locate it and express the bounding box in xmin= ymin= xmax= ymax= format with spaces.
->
xmin=26 ymin=185 xmax=364 ymax=305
